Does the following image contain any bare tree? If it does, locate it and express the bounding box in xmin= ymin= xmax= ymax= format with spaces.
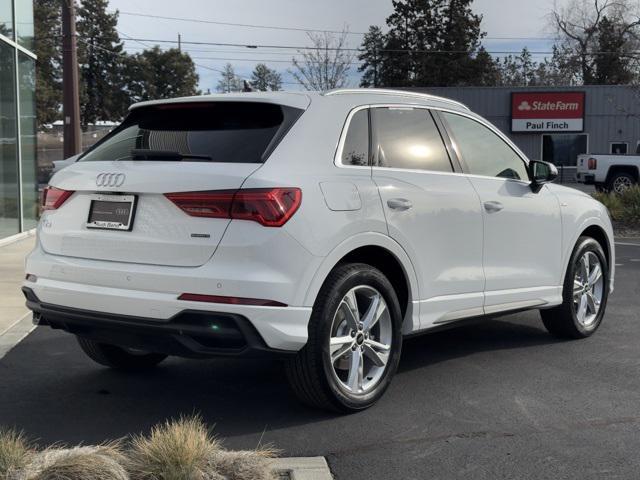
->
xmin=289 ymin=30 xmax=354 ymax=91
xmin=550 ymin=0 xmax=640 ymax=84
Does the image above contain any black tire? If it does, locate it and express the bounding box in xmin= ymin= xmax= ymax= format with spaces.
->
xmin=541 ymin=236 xmax=609 ymax=339
xmin=285 ymin=263 xmax=403 ymax=412
xmin=607 ymin=172 xmax=636 ymax=194
xmin=77 ymin=337 xmax=167 ymax=370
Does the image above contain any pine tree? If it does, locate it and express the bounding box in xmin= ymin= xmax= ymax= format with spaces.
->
xmin=77 ymin=0 xmax=128 ymax=126
xmin=34 ymin=0 xmax=62 ymax=127
xmin=373 ymin=0 xmax=492 ymax=87
xmin=595 ymin=15 xmax=635 ymax=84
xmin=250 ymin=64 xmax=282 ymax=91
xmin=217 ymin=63 xmax=241 ymax=93
xmin=125 ymin=47 xmax=200 ymax=101
xmin=358 ymin=26 xmax=385 ymax=87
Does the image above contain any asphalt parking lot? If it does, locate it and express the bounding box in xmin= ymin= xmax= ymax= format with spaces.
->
xmin=1 ymin=242 xmax=639 ymax=480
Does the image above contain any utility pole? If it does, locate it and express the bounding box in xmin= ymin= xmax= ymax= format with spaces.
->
xmin=62 ymin=0 xmax=81 ymax=157
xmin=178 ymin=33 xmax=181 ymax=52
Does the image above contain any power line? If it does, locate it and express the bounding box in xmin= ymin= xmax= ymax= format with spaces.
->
xmin=117 ymin=11 xmax=364 ymax=36
xmin=119 ymin=38 xmax=640 ymax=56
xmin=115 ymin=10 xmax=558 ymax=41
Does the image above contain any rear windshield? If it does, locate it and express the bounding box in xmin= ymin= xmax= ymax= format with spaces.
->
xmin=79 ymin=102 xmax=303 ymax=163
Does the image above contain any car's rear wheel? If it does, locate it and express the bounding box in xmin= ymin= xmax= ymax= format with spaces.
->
xmin=285 ymin=263 xmax=403 ymax=412
xmin=541 ymin=236 xmax=609 ymax=339
xmin=77 ymin=337 xmax=167 ymax=370
xmin=607 ymin=172 xmax=636 ymax=194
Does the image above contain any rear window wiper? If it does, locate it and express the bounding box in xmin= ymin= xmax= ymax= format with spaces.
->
xmin=129 ymin=149 xmax=213 ymax=162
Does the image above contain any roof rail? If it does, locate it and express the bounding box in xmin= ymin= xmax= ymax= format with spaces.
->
xmin=323 ymin=88 xmax=469 ymax=110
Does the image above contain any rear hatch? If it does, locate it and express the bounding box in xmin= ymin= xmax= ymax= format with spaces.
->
xmin=40 ymin=100 xmax=304 ymax=267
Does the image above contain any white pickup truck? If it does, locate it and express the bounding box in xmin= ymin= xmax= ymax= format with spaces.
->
xmin=576 ymin=153 xmax=640 ymax=193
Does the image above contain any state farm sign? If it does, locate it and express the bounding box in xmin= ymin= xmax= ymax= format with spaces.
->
xmin=511 ymin=92 xmax=585 ymax=133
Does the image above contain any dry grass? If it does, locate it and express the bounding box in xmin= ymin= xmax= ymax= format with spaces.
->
xmin=15 ymin=444 xmax=128 ymax=480
xmin=5 ymin=417 xmax=279 ymax=480
xmin=0 ymin=428 xmax=32 ymax=478
xmin=207 ymin=446 xmax=279 ymax=480
xmin=127 ymin=416 xmax=219 ymax=480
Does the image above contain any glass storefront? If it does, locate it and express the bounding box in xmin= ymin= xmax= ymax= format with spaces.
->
xmin=0 ymin=0 xmax=36 ymax=240
xmin=542 ymin=134 xmax=588 ymax=167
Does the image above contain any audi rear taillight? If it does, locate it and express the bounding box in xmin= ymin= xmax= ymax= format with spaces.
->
xmin=41 ymin=186 xmax=74 ymax=211
xmin=165 ymin=188 xmax=302 ymax=227
xmin=588 ymin=158 xmax=598 ymax=170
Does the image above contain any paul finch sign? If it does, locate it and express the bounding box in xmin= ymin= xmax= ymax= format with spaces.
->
xmin=511 ymin=92 xmax=585 ymax=133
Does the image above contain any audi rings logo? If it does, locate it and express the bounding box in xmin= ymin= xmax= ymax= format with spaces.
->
xmin=96 ymin=173 xmax=126 ymax=188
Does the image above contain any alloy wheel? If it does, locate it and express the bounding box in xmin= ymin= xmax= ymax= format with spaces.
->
xmin=613 ymin=176 xmax=633 ymax=194
xmin=573 ymin=251 xmax=604 ymax=328
xmin=328 ymin=286 xmax=393 ymax=395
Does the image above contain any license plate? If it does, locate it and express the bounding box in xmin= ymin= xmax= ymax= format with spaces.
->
xmin=86 ymin=194 xmax=137 ymax=231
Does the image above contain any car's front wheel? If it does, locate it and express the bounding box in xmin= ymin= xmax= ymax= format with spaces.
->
xmin=285 ymin=263 xmax=403 ymax=412
xmin=541 ymin=236 xmax=609 ymax=339
xmin=77 ymin=337 xmax=168 ymax=370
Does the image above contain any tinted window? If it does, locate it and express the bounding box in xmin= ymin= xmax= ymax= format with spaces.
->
xmin=80 ymin=102 xmax=301 ymax=163
xmin=442 ymin=112 xmax=529 ymax=181
xmin=341 ymin=109 xmax=369 ymax=166
xmin=373 ymin=107 xmax=452 ymax=172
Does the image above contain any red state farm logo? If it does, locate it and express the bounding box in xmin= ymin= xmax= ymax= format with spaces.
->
xmin=517 ymin=101 xmax=532 ymax=111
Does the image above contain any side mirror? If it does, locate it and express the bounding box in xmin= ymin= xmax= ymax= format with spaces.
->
xmin=529 ymin=160 xmax=558 ymax=193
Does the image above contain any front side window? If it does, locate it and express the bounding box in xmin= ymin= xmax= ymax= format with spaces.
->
xmin=441 ymin=112 xmax=529 ymax=181
xmin=341 ymin=109 xmax=369 ymax=166
xmin=80 ymin=102 xmax=301 ymax=164
xmin=372 ymin=107 xmax=452 ymax=172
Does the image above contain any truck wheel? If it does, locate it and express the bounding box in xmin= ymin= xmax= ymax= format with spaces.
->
xmin=77 ymin=337 xmax=167 ymax=370
xmin=541 ymin=236 xmax=609 ymax=339
xmin=285 ymin=263 xmax=403 ymax=412
xmin=607 ymin=172 xmax=636 ymax=194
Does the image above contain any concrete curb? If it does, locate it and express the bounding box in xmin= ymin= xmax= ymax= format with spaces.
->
xmin=0 ymin=229 xmax=36 ymax=248
xmin=0 ymin=312 xmax=35 ymax=361
xmin=272 ymin=457 xmax=333 ymax=479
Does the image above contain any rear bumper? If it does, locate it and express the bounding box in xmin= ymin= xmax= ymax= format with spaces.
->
xmin=23 ymin=287 xmax=304 ymax=357
xmin=576 ymin=172 xmax=596 ymax=184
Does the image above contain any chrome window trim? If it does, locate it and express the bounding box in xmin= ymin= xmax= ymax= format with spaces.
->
xmin=333 ymin=104 xmax=372 ymax=170
xmin=334 ymin=103 xmax=533 ymax=186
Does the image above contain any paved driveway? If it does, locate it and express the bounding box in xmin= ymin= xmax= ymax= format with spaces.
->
xmin=1 ymin=243 xmax=639 ymax=479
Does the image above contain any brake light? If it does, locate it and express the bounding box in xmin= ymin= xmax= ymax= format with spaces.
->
xmin=165 ymin=188 xmax=302 ymax=227
xmin=178 ymin=293 xmax=287 ymax=307
xmin=588 ymin=158 xmax=598 ymax=170
xmin=41 ymin=186 xmax=74 ymax=210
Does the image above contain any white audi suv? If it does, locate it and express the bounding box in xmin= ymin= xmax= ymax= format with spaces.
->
xmin=23 ymin=89 xmax=614 ymax=411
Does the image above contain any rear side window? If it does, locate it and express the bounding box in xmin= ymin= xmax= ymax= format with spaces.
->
xmin=79 ymin=102 xmax=302 ymax=163
xmin=341 ymin=109 xmax=369 ymax=166
xmin=372 ymin=107 xmax=452 ymax=172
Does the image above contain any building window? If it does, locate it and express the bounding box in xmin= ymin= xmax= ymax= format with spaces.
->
xmin=541 ymin=134 xmax=588 ymax=167
xmin=0 ymin=1 xmax=13 ymax=40
xmin=19 ymin=52 xmax=37 ymax=229
xmin=610 ymin=142 xmax=628 ymax=155
xmin=0 ymin=39 xmax=19 ymax=238
xmin=15 ymin=0 xmax=34 ymax=51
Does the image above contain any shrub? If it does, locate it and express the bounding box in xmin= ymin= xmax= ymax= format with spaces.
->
xmin=0 ymin=428 xmax=32 ymax=478
xmin=207 ymin=447 xmax=278 ymax=480
xmin=593 ymin=185 xmax=640 ymax=227
xmin=21 ymin=445 xmax=128 ymax=480
xmin=127 ymin=416 xmax=219 ymax=480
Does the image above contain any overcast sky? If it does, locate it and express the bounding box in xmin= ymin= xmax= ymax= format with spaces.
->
xmin=107 ymin=0 xmax=561 ymax=91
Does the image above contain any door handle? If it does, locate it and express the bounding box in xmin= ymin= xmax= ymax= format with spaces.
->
xmin=484 ymin=201 xmax=504 ymax=213
xmin=387 ymin=198 xmax=413 ymax=211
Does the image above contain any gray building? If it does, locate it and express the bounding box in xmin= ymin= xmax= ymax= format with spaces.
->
xmin=416 ymin=85 xmax=640 ymax=178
